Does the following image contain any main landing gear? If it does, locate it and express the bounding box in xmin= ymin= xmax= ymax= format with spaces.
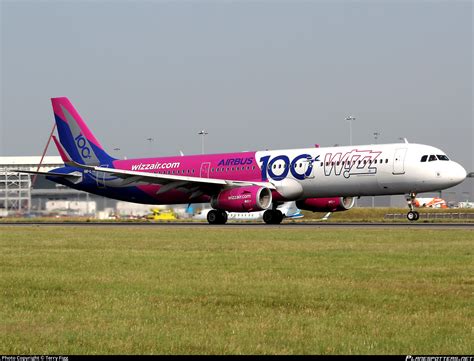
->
xmin=407 ymin=192 xmax=420 ymax=221
xmin=263 ymin=209 xmax=283 ymax=225
xmin=207 ymin=209 xmax=228 ymax=225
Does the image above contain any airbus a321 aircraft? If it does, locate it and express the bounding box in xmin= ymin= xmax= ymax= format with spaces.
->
xmin=19 ymin=98 xmax=467 ymax=224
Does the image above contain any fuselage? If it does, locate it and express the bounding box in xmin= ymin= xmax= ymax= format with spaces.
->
xmin=50 ymin=142 xmax=466 ymax=205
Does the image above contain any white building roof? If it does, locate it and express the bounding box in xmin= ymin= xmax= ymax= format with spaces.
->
xmin=0 ymin=156 xmax=64 ymax=172
xmin=0 ymin=156 xmax=63 ymax=166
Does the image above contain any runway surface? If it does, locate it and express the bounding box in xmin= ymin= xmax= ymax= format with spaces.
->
xmin=1 ymin=221 xmax=473 ymax=229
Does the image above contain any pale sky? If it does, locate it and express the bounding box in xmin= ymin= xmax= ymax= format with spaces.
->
xmin=1 ymin=0 xmax=472 ymax=198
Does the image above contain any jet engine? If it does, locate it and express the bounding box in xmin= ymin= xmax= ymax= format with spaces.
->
xmin=211 ymin=186 xmax=272 ymax=212
xmin=296 ymin=197 xmax=355 ymax=212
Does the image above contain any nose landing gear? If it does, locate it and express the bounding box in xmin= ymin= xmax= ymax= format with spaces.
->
xmin=407 ymin=192 xmax=420 ymax=221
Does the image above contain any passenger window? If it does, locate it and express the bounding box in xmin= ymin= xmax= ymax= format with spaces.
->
xmin=421 ymin=155 xmax=428 ymax=162
xmin=429 ymin=155 xmax=437 ymax=162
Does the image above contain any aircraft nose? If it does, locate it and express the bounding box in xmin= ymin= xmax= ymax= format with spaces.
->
xmin=449 ymin=162 xmax=467 ymax=185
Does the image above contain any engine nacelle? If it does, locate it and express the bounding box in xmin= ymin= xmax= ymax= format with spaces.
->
xmin=296 ymin=197 xmax=355 ymax=212
xmin=211 ymin=186 xmax=272 ymax=212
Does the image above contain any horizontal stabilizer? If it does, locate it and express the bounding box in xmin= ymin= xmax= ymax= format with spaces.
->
xmin=13 ymin=169 xmax=82 ymax=183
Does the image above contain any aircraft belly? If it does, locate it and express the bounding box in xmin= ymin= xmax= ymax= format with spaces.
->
xmin=377 ymin=170 xmax=409 ymax=194
xmin=304 ymin=175 xmax=361 ymax=197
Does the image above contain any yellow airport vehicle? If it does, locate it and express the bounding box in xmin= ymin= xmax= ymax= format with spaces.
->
xmin=146 ymin=209 xmax=177 ymax=221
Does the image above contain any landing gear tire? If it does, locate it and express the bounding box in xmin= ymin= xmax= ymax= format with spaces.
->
xmin=406 ymin=192 xmax=420 ymax=222
xmin=263 ymin=210 xmax=283 ymax=225
xmin=207 ymin=210 xmax=228 ymax=225
xmin=220 ymin=211 xmax=228 ymax=224
xmin=407 ymin=211 xmax=419 ymax=222
xmin=407 ymin=192 xmax=420 ymax=221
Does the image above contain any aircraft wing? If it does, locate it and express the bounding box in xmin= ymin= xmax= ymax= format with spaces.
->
xmin=70 ymin=162 xmax=276 ymax=194
xmin=12 ymin=169 xmax=82 ymax=182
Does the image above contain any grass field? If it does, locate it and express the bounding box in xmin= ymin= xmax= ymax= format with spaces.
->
xmin=1 ymin=226 xmax=473 ymax=354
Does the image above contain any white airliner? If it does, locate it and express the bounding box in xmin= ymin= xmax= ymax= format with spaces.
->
xmin=414 ymin=197 xmax=448 ymax=208
xmin=18 ymin=97 xmax=467 ymax=224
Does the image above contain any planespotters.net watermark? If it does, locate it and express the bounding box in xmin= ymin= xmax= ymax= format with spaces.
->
xmin=406 ymin=357 xmax=473 ymax=361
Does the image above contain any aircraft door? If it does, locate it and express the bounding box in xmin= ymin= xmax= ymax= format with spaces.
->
xmin=294 ymin=156 xmax=314 ymax=179
xmin=304 ymin=156 xmax=315 ymax=179
xmin=392 ymin=148 xmax=407 ymax=175
xmin=200 ymin=162 xmax=211 ymax=178
xmin=96 ymin=165 xmax=108 ymax=188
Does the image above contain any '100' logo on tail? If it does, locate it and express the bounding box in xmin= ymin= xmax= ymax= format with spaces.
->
xmin=74 ymin=134 xmax=92 ymax=159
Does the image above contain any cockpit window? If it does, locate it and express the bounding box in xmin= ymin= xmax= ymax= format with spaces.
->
xmin=420 ymin=155 xmax=428 ymax=162
xmin=437 ymin=155 xmax=449 ymax=161
xmin=428 ymin=155 xmax=437 ymax=162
